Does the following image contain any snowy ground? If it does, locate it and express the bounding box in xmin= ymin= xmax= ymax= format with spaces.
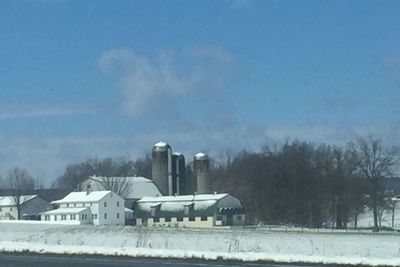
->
xmin=1 ymin=221 xmax=400 ymax=266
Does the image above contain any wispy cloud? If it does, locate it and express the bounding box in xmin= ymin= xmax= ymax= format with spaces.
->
xmin=0 ymin=106 xmax=91 ymax=120
xmin=229 ymin=0 xmax=249 ymax=9
xmin=98 ymin=47 xmax=233 ymax=125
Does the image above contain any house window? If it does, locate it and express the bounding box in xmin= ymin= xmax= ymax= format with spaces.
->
xmin=74 ymin=203 xmax=76 ymax=207
xmin=177 ymin=217 xmax=183 ymax=222
xmin=66 ymin=203 xmax=69 ymax=208
xmin=70 ymin=214 xmax=75 ymax=220
xmin=90 ymin=203 xmax=93 ymax=207
xmin=61 ymin=215 xmax=66 ymax=220
xmin=54 ymin=215 xmax=57 ymax=221
xmin=45 ymin=215 xmax=50 ymax=221
xmin=104 ymin=213 xmax=107 ymax=219
xmin=83 ymin=203 xmax=86 ymax=207
xmin=0 ymin=207 xmax=2 ymax=212
xmin=189 ymin=217 xmax=195 ymax=221
xmin=237 ymin=215 xmax=242 ymax=221
xmin=117 ymin=201 xmax=120 ymax=207
xmin=10 ymin=207 xmax=13 ymax=212
xmin=104 ymin=202 xmax=107 ymax=208
xmin=165 ymin=217 xmax=171 ymax=222
xmin=81 ymin=214 xmax=85 ymax=220
xmin=154 ymin=218 xmax=160 ymax=223
xmin=93 ymin=214 xmax=97 ymax=219
xmin=117 ymin=213 xmax=120 ymax=219
xmin=201 ymin=216 xmax=208 ymax=221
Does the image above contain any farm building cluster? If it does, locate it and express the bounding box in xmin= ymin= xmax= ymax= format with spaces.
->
xmin=0 ymin=142 xmax=245 ymax=228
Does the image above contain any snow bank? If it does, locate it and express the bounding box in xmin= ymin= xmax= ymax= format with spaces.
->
xmin=0 ymin=222 xmax=400 ymax=266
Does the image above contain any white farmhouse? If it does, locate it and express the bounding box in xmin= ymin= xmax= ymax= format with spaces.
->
xmin=0 ymin=195 xmax=51 ymax=220
xmin=40 ymin=191 xmax=125 ymax=225
xmin=135 ymin=193 xmax=245 ymax=228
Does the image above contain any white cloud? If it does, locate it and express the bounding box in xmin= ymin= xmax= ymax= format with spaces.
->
xmin=98 ymin=47 xmax=232 ymax=122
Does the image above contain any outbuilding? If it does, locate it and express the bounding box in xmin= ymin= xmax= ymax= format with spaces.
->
xmin=135 ymin=193 xmax=245 ymax=228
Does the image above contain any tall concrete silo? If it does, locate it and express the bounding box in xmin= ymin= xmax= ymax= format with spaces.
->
xmin=151 ymin=141 xmax=173 ymax=196
xmin=193 ymin=152 xmax=211 ymax=194
xmin=172 ymin=152 xmax=186 ymax=195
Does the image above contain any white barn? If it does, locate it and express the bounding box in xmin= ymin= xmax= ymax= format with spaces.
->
xmin=135 ymin=193 xmax=245 ymax=228
xmin=40 ymin=191 xmax=125 ymax=225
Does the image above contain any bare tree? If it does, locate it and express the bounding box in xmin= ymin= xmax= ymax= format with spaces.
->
xmin=54 ymin=161 xmax=94 ymax=191
xmin=5 ymin=167 xmax=35 ymax=220
xmin=355 ymin=137 xmax=399 ymax=231
xmin=97 ymin=176 xmax=133 ymax=198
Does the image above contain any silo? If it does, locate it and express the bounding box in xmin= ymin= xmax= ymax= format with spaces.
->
xmin=193 ymin=152 xmax=211 ymax=194
xmin=172 ymin=152 xmax=186 ymax=195
xmin=151 ymin=141 xmax=173 ymax=196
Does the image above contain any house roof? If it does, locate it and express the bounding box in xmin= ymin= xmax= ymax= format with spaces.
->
xmin=85 ymin=176 xmax=162 ymax=199
xmin=40 ymin=207 xmax=89 ymax=215
xmin=0 ymin=195 xmax=38 ymax=206
xmin=51 ymin=191 xmax=111 ymax=204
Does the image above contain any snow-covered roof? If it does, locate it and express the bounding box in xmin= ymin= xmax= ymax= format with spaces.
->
xmin=135 ymin=193 xmax=243 ymax=218
xmin=138 ymin=193 xmax=228 ymax=203
xmin=85 ymin=176 xmax=162 ymax=199
xmin=40 ymin=207 xmax=88 ymax=215
xmin=154 ymin=141 xmax=168 ymax=147
xmin=52 ymin=191 xmax=111 ymax=204
xmin=0 ymin=195 xmax=38 ymax=206
xmin=194 ymin=152 xmax=208 ymax=159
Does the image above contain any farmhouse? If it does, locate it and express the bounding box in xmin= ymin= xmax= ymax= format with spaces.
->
xmin=40 ymin=190 xmax=125 ymax=225
xmin=0 ymin=195 xmax=51 ymax=220
xmin=135 ymin=193 xmax=245 ymax=228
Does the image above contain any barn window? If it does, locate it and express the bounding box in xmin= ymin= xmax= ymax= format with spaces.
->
xmin=177 ymin=217 xmax=183 ymax=222
xmin=201 ymin=216 xmax=208 ymax=221
xmin=184 ymin=203 xmax=194 ymax=216
xmin=150 ymin=203 xmax=161 ymax=217
xmin=154 ymin=217 xmax=160 ymax=223
xmin=189 ymin=217 xmax=195 ymax=221
xmin=165 ymin=217 xmax=171 ymax=222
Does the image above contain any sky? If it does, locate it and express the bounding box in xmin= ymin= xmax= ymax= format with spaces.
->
xmin=0 ymin=0 xmax=400 ymax=184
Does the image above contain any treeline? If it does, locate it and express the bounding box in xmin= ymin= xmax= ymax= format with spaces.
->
xmin=54 ymin=155 xmax=152 ymax=191
xmin=211 ymin=137 xmax=399 ymax=230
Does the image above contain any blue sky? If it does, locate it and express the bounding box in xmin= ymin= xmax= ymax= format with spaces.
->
xmin=0 ymin=0 xmax=400 ymax=184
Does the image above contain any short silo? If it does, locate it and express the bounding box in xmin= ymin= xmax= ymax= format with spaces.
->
xmin=193 ymin=152 xmax=211 ymax=194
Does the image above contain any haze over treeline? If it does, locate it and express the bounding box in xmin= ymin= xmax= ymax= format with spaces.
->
xmin=1 ymin=135 xmax=398 ymax=230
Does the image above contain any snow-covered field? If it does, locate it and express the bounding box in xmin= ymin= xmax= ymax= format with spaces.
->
xmin=0 ymin=221 xmax=400 ymax=266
